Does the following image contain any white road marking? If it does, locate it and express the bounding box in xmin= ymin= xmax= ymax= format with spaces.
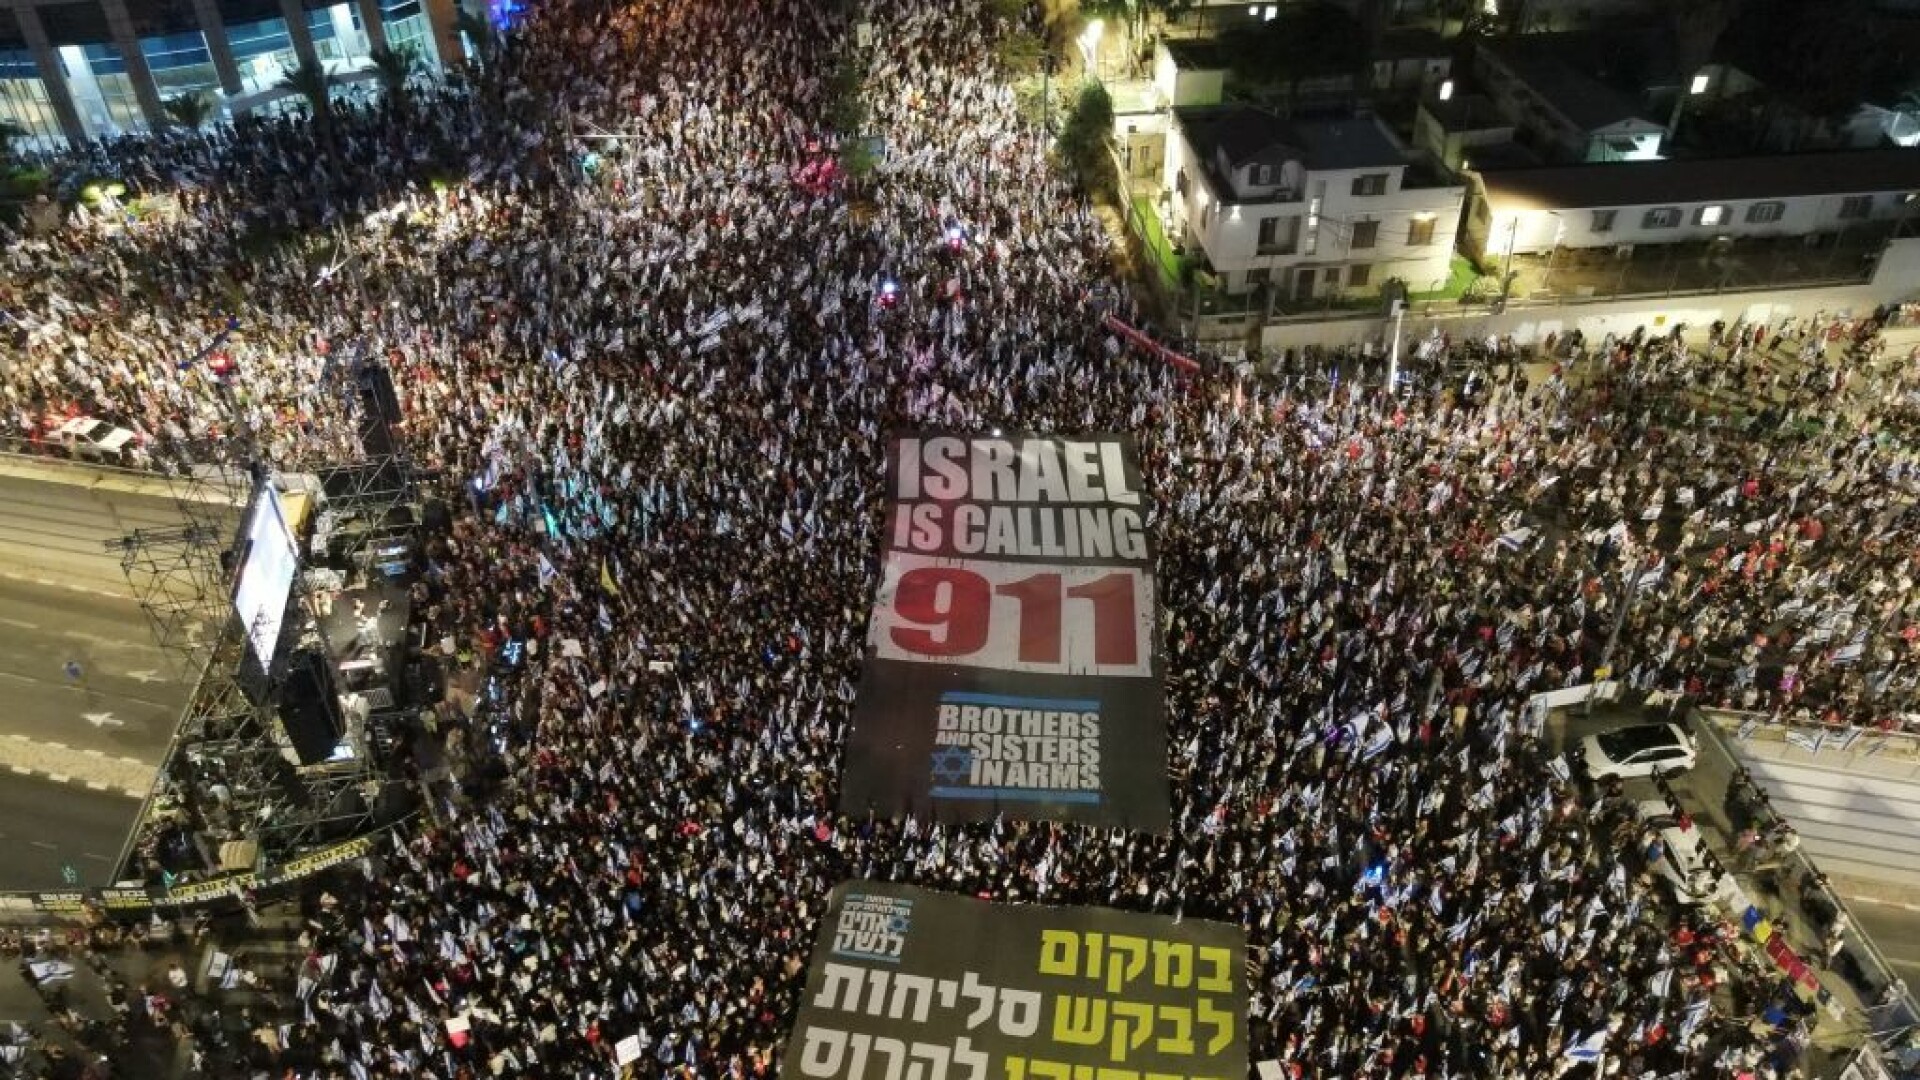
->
xmin=81 ymin=711 xmax=122 ymax=729
xmin=1843 ymin=892 xmax=1920 ymax=914
xmin=80 ymin=853 xmax=110 ymax=863
xmin=125 ymin=669 xmax=165 ymax=684
xmin=0 ymin=617 xmax=39 ymax=631
xmin=85 ymin=780 xmax=108 ymax=790
xmin=27 ymin=841 xmax=55 ymax=851
xmin=47 ymin=774 xmax=68 ymax=784
xmin=0 ymin=572 xmax=131 ymax=600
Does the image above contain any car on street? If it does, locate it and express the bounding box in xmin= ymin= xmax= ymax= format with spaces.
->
xmin=1576 ymin=722 xmax=1697 ymax=781
xmin=1636 ymin=799 xmax=1729 ymax=907
xmin=52 ymin=415 xmax=138 ymax=463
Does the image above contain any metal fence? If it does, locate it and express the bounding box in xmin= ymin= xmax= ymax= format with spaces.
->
xmin=1690 ymin=710 xmax=1920 ymax=1054
xmin=1699 ymin=707 xmax=1920 ymax=773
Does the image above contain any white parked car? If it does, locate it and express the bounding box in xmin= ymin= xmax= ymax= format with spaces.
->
xmin=52 ymin=415 xmax=138 ymax=463
xmin=1576 ymin=722 xmax=1697 ymax=781
xmin=1636 ymin=800 xmax=1728 ymax=907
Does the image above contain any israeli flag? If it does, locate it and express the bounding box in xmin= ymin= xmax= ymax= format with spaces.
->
xmin=1785 ymin=728 xmax=1825 ymax=754
xmin=1679 ymin=999 xmax=1710 ymax=1041
xmin=1496 ymin=526 xmax=1533 ymax=552
xmin=1361 ymin=727 xmax=1395 ymax=761
xmin=1564 ymin=1029 xmax=1607 ymax=1062
xmin=1648 ymin=968 xmax=1673 ymax=1000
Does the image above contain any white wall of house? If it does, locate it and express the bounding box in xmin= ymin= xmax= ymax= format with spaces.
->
xmin=1486 ymin=190 xmax=1920 ymax=256
xmin=1166 ymin=128 xmax=1463 ymax=295
xmin=1152 ymin=42 xmax=1224 ymax=108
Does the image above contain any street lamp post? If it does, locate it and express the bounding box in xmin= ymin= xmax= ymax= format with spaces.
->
xmin=1497 ymin=214 xmax=1520 ymax=309
xmin=1589 ymin=554 xmax=1654 ymax=717
xmin=1041 ymin=53 xmax=1056 ymax=137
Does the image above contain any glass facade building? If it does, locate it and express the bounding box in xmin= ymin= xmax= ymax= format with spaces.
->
xmin=0 ymin=0 xmax=458 ymax=150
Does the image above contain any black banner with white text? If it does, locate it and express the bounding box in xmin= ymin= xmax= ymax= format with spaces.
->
xmin=841 ymin=434 xmax=1168 ymax=831
xmin=782 ymin=882 xmax=1247 ymax=1080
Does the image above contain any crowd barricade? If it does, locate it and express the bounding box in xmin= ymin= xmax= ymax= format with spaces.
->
xmin=1701 ymin=708 xmax=1920 ymax=767
xmin=1690 ymin=712 xmax=1920 ymax=1049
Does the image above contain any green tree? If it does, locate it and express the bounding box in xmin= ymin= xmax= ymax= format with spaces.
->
xmin=995 ymin=28 xmax=1045 ymax=78
xmin=1057 ymin=78 xmax=1116 ymax=194
xmin=161 ymin=90 xmax=215 ymax=131
xmin=278 ymin=59 xmax=333 ymax=124
xmin=1080 ymin=0 xmax=1192 ymax=74
xmin=1221 ymin=3 xmax=1366 ymax=114
xmin=369 ymin=43 xmax=423 ymax=105
xmin=1724 ymin=0 xmax=1887 ymax=137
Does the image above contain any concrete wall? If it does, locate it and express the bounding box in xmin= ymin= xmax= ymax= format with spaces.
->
xmin=1152 ymin=41 xmax=1223 ymax=108
xmin=1257 ymin=244 xmax=1920 ymax=353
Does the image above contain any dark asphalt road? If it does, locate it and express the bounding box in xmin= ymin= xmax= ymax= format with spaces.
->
xmin=0 ymin=573 xmax=188 ymax=762
xmin=0 ymin=772 xmax=141 ymax=890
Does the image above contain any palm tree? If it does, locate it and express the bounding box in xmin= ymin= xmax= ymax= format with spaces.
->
xmin=161 ymin=91 xmax=215 ymax=131
xmin=278 ymin=59 xmax=333 ymax=124
xmin=369 ymin=43 xmax=422 ymax=105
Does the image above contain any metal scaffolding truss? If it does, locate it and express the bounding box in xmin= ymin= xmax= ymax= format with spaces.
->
xmin=107 ymin=439 xmax=251 ymax=683
xmin=304 ymin=455 xmax=419 ymax=579
xmin=111 ymin=431 xmax=403 ymax=868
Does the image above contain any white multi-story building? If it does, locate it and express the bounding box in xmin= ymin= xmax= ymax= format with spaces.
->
xmin=1469 ymin=150 xmax=1920 ymax=259
xmin=1162 ymin=103 xmax=1466 ymax=300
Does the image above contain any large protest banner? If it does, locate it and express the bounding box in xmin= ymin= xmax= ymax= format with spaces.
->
xmin=842 ymin=433 xmax=1168 ymax=831
xmin=784 ymin=882 xmax=1247 ymax=1080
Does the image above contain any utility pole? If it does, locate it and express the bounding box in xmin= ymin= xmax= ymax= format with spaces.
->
xmin=1589 ymin=554 xmax=1652 ymax=716
xmin=1497 ymin=214 xmax=1519 ymax=310
xmin=1041 ymin=52 xmax=1056 ymax=138
xmin=1386 ymin=289 xmax=1406 ymax=393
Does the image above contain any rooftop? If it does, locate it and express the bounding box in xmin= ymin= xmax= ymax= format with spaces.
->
xmin=1162 ymin=37 xmax=1233 ymax=72
xmin=1478 ymin=31 xmax=1676 ymax=133
xmin=1177 ymin=104 xmax=1409 ymax=173
xmin=1478 ymin=149 xmax=1920 ymax=209
xmin=1423 ymin=93 xmax=1513 ymax=134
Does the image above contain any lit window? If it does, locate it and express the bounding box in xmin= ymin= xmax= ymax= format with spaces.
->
xmin=1695 ymin=205 xmax=1725 ymax=226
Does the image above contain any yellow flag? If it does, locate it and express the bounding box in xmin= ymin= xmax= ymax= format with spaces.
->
xmin=600 ymin=558 xmax=622 ymax=598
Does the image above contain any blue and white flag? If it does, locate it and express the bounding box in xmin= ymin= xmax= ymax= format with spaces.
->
xmin=1648 ymin=968 xmax=1673 ymax=1001
xmin=1361 ymin=727 xmax=1394 ymax=761
xmin=1785 ymin=728 xmax=1825 ymax=754
xmin=1564 ymin=1029 xmax=1607 ymax=1062
xmin=1679 ymin=999 xmax=1710 ymax=1041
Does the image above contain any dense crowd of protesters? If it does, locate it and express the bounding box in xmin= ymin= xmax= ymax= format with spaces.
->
xmin=3 ymin=0 xmax=1919 ymax=1077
